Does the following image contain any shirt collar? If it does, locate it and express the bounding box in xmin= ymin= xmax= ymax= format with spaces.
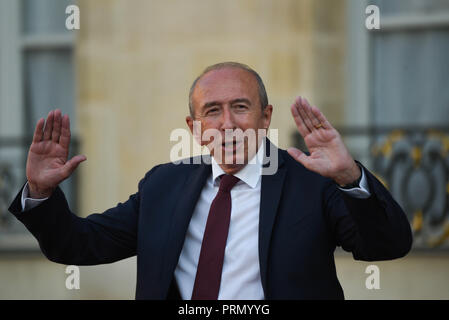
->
xmin=211 ymin=142 xmax=264 ymax=189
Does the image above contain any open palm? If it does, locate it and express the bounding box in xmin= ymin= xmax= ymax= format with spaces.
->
xmin=26 ymin=110 xmax=86 ymax=198
xmin=287 ymin=97 xmax=360 ymax=186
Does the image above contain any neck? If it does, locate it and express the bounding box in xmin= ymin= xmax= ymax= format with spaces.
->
xmin=214 ymin=140 xmax=264 ymax=175
xmin=218 ymin=164 xmax=246 ymax=175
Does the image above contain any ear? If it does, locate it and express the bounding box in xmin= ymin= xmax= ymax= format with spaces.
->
xmin=186 ymin=115 xmax=204 ymax=146
xmin=262 ymin=104 xmax=273 ymax=129
xmin=186 ymin=116 xmax=194 ymax=134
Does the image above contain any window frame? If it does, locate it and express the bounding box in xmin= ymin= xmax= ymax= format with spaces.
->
xmin=0 ymin=0 xmax=77 ymax=252
xmin=345 ymin=0 xmax=449 ymax=251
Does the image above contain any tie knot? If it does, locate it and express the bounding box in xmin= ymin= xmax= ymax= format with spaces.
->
xmin=218 ymin=174 xmax=240 ymax=192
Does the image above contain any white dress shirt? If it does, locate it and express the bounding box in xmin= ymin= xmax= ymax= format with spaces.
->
xmin=21 ymin=144 xmax=371 ymax=300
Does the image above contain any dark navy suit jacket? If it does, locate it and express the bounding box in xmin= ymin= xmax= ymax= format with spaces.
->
xmin=9 ymin=142 xmax=412 ymax=299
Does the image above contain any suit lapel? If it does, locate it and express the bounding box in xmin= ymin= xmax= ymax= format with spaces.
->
xmin=162 ymin=161 xmax=211 ymax=286
xmin=259 ymin=141 xmax=286 ymax=297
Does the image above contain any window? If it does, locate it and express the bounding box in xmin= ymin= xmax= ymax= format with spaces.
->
xmin=346 ymin=0 xmax=449 ymax=249
xmin=372 ymin=0 xmax=449 ymax=126
xmin=0 ymin=0 xmax=77 ymax=251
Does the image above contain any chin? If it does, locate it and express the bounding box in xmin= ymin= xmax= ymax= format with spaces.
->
xmin=220 ymin=163 xmax=245 ymax=175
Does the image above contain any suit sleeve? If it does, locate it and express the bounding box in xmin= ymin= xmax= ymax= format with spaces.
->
xmin=324 ymin=162 xmax=413 ymax=261
xmin=8 ymin=167 xmax=157 ymax=266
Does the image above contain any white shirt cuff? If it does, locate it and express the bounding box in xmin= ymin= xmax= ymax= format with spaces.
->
xmin=21 ymin=182 xmax=49 ymax=212
xmin=337 ymin=166 xmax=371 ymax=199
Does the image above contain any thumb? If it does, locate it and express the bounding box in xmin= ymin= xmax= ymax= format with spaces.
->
xmin=287 ymin=147 xmax=311 ymax=168
xmin=61 ymin=155 xmax=87 ymax=179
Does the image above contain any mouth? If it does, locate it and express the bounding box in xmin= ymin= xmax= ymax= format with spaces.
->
xmin=221 ymin=139 xmax=243 ymax=153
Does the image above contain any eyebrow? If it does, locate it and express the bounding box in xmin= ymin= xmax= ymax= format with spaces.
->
xmin=230 ymin=98 xmax=252 ymax=106
xmin=201 ymin=98 xmax=252 ymax=110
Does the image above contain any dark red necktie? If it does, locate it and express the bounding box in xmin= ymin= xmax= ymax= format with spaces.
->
xmin=191 ymin=174 xmax=240 ymax=300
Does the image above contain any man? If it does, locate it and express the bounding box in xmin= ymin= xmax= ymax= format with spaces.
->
xmin=9 ymin=62 xmax=412 ymax=299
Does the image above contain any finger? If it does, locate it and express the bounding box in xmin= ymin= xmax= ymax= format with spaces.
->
xmin=310 ymin=105 xmax=332 ymax=130
xmin=294 ymin=97 xmax=311 ymax=132
xmin=298 ymin=98 xmax=315 ymax=132
xmin=32 ymin=118 xmax=45 ymax=143
xmin=61 ymin=155 xmax=87 ymax=179
xmin=59 ymin=114 xmax=71 ymax=149
xmin=290 ymin=100 xmax=310 ymax=137
xmin=287 ymin=147 xmax=312 ymax=168
xmin=43 ymin=110 xmax=54 ymax=141
xmin=302 ymin=98 xmax=321 ymax=129
xmin=296 ymin=97 xmax=314 ymax=132
xmin=52 ymin=109 xmax=62 ymax=143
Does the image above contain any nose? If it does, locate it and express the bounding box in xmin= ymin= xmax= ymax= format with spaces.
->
xmin=219 ymin=106 xmax=236 ymax=131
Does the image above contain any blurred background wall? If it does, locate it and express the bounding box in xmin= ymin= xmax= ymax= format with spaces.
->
xmin=0 ymin=0 xmax=448 ymax=299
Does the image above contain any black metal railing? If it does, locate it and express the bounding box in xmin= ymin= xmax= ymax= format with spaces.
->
xmin=0 ymin=136 xmax=79 ymax=251
xmin=294 ymin=125 xmax=449 ymax=250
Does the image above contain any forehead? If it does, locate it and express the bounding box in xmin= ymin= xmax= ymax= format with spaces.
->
xmin=193 ymin=68 xmax=259 ymax=104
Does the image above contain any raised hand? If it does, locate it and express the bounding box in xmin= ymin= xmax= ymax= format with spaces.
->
xmin=287 ymin=97 xmax=360 ymax=186
xmin=26 ymin=109 xmax=86 ymax=198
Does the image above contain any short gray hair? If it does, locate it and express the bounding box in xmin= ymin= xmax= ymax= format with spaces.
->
xmin=188 ymin=62 xmax=269 ymax=118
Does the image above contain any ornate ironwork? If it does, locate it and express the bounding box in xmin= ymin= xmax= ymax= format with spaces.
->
xmin=0 ymin=163 xmax=15 ymax=227
xmin=294 ymin=126 xmax=449 ymax=250
xmin=0 ymin=136 xmax=79 ymax=252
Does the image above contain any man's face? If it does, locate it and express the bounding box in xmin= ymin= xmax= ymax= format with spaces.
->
xmin=186 ymin=67 xmax=273 ymax=174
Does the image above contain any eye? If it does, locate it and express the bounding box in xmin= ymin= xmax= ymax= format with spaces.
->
xmin=235 ymin=104 xmax=248 ymax=110
xmin=206 ymin=107 xmax=219 ymax=115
